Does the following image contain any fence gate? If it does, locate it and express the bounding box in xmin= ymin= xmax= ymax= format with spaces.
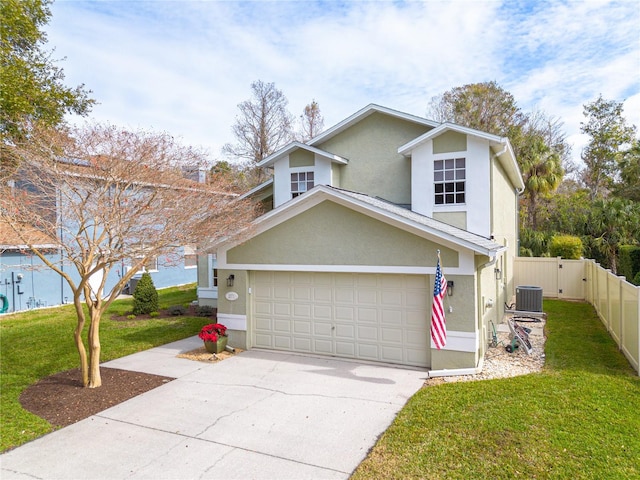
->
xmin=514 ymin=257 xmax=585 ymax=300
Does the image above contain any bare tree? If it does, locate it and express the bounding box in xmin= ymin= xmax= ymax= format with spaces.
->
xmin=222 ymin=80 xmax=294 ymax=184
xmin=298 ymin=100 xmax=324 ymax=142
xmin=1 ymin=124 xmax=257 ymax=388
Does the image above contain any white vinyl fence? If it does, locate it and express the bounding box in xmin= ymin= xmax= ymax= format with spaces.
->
xmin=514 ymin=257 xmax=640 ymax=375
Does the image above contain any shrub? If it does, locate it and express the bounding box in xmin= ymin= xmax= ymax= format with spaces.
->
xmin=196 ymin=305 xmax=215 ymax=317
xmin=618 ymin=245 xmax=640 ymax=283
xmin=168 ymin=305 xmax=187 ymax=316
xmin=150 ymin=311 xmax=159 ymax=318
xmin=132 ymin=272 xmax=159 ymax=315
xmin=549 ymin=235 xmax=583 ymax=259
xmin=519 ymin=247 xmax=533 ymax=257
xmin=127 ymin=314 xmax=136 ymax=320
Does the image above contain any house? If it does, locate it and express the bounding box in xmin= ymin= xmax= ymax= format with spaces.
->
xmin=0 ymin=167 xmax=206 ymax=314
xmin=198 ymin=104 xmax=524 ymax=373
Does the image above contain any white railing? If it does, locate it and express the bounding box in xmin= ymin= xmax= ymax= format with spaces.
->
xmin=514 ymin=257 xmax=639 ymax=375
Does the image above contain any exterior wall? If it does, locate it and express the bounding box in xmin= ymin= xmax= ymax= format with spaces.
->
xmin=216 ymin=268 xmax=248 ymax=348
xmin=273 ymin=153 xmax=332 ymax=208
xmin=1 ymin=248 xmax=196 ymax=313
xmin=490 ymin=154 xmax=519 ymax=301
xmin=196 ymin=254 xmax=218 ymax=307
xmin=411 ymin=135 xmax=492 ymax=238
xmin=226 ymin=200 xmax=460 ymax=268
xmin=315 ymin=112 xmax=431 ymax=205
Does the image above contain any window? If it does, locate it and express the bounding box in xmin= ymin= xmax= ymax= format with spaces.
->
xmin=434 ymin=158 xmax=465 ymax=205
xmin=291 ymin=171 xmax=314 ymax=198
xmin=213 ymin=268 xmax=218 ymax=287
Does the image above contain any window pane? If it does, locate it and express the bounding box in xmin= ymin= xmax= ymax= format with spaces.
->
xmin=435 ymin=195 xmax=444 ymax=205
xmin=456 ymin=158 xmax=465 ymax=168
xmin=456 ymin=182 xmax=465 ymax=192
xmin=456 ymin=170 xmax=465 ymax=180
xmin=434 ymin=171 xmax=443 ymax=181
xmin=445 ymin=171 xmax=454 ymax=181
xmin=456 ymin=193 xmax=465 ymax=203
xmin=445 ymin=183 xmax=454 ymax=192
xmin=435 ymin=184 xmax=444 ymax=193
xmin=291 ymin=173 xmax=298 ymax=181
xmin=445 ymin=159 xmax=454 ymax=169
xmin=307 ymin=172 xmax=314 ymax=180
xmin=434 ymin=160 xmax=443 ymax=170
xmin=291 ymin=182 xmax=297 ymax=191
xmin=445 ymin=194 xmax=454 ymax=203
xmin=307 ymin=181 xmax=314 ymax=190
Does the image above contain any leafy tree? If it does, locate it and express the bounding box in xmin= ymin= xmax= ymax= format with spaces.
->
xmin=427 ymin=81 xmax=528 ymax=150
xmin=613 ymin=139 xmax=640 ymax=202
xmin=580 ymin=95 xmax=637 ymax=199
xmin=584 ymin=198 xmax=640 ymax=273
xmin=0 ymin=0 xmax=94 ymax=146
xmin=223 ymin=80 xmax=294 ymax=184
xmin=132 ymin=272 xmax=158 ymax=315
xmin=1 ymin=123 xmax=257 ymax=387
xmin=298 ymin=99 xmax=324 ymax=142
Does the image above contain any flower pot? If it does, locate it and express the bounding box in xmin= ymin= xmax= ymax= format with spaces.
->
xmin=204 ymin=336 xmax=228 ymax=354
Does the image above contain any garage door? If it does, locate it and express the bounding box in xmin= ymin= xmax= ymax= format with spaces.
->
xmin=252 ymin=271 xmax=431 ymax=367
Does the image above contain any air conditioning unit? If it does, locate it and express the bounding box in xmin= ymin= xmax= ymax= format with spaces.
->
xmin=515 ymin=286 xmax=543 ymax=312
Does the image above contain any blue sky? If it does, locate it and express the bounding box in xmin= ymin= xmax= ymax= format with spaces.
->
xmin=46 ymin=0 xmax=640 ymax=165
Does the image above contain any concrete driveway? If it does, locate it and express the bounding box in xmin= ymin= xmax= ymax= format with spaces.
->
xmin=1 ymin=337 xmax=427 ymax=479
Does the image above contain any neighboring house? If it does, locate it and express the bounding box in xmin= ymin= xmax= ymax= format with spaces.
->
xmin=198 ymin=104 xmax=524 ymax=373
xmin=0 ymin=169 xmax=207 ymax=314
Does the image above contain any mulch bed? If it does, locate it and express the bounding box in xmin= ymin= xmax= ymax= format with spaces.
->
xmin=20 ymin=368 xmax=174 ymax=428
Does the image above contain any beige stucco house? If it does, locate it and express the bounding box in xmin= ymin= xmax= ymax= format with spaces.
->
xmin=198 ymin=104 xmax=524 ymax=374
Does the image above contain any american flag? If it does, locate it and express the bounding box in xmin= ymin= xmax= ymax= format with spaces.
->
xmin=431 ymin=255 xmax=447 ymax=349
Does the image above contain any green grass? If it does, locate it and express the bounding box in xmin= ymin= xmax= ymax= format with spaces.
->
xmin=352 ymin=300 xmax=640 ymax=479
xmin=0 ymin=284 xmax=203 ymax=452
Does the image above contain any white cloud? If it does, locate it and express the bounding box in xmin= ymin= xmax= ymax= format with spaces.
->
xmin=45 ymin=0 xmax=639 ymax=165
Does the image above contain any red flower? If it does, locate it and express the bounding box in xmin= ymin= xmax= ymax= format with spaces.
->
xmin=198 ymin=323 xmax=228 ymax=342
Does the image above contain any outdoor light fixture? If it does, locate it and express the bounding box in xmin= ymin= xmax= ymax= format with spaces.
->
xmin=226 ymin=274 xmax=235 ymax=287
xmin=447 ymin=280 xmax=454 ymax=296
xmin=495 ymin=268 xmax=502 ymax=280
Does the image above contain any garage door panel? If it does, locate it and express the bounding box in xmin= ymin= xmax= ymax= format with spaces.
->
xmin=336 ymin=342 xmax=355 ymax=356
xmin=357 ymin=289 xmax=377 ymax=305
xmin=314 ymin=339 xmax=333 ymax=354
xmin=381 ymin=328 xmax=402 ymax=343
xmin=313 ymin=322 xmax=333 ymax=336
xmin=381 ymin=345 xmax=404 ymax=363
xmin=381 ymin=290 xmax=402 ymax=306
xmin=293 ymin=337 xmax=311 ymax=351
xmin=293 ymin=303 xmax=311 ymax=318
xmin=357 ymin=325 xmax=378 ymax=341
xmin=252 ymin=272 xmax=430 ymax=367
xmin=357 ymin=344 xmax=379 ymax=360
xmin=294 ymin=320 xmax=311 ymax=335
xmin=335 ymin=306 xmax=355 ymax=321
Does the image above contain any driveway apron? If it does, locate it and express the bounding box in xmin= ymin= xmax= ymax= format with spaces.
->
xmin=1 ymin=337 xmax=427 ymax=479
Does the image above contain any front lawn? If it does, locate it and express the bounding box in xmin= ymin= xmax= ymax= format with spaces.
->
xmin=352 ymin=300 xmax=640 ymax=479
xmin=0 ymin=284 xmax=203 ymax=452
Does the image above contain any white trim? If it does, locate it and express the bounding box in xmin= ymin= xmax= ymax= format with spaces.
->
xmin=429 ymin=355 xmax=485 ymax=378
xmin=197 ymin=287 xmax=218 ymax=299
xmin=258 ymin=142 xmax=349 ymax=168
xmin=308 ymin=104 xmax=439 ymax=146
xmin=430 ymin=330 xmax=477 ymax=352
xmin=217 ymin=313 xmax=247 ymax=331
xmin=215 ymin=262 xmax=476 ymax=276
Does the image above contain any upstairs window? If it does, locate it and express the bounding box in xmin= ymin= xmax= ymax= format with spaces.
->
xmin=291 ymin=171 xmax=314 ymax=198
xmin=434 ymin=158 xmax=465 ymax=205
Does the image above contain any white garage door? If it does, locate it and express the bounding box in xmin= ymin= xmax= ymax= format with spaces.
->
xmin=252 ymin=271 xmax=431 ymax=367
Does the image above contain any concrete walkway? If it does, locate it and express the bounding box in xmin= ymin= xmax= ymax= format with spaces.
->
xmin=1 ymin=337 xmax=428 ymax=479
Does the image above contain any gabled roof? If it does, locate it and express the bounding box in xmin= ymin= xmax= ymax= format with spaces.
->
xmin=307 ymin=104 xmax=439 ymax=146
xmin=243 ymin=185 xmax=505 ymax=258
xmin=398 ymin=123 xmax=525 ymax=192
xmin=257 ymin=142 xmax=349 ymax=168
xmin=238 ymin=177 xmax=273 ymax=200
xmin=0 ymin=221 xmax=58 ymax=250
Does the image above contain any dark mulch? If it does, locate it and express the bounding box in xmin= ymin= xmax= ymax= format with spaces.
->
xmin=19 ymin=368 xmax=174 ymax=428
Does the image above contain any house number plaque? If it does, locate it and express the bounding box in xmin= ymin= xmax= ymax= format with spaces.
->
xmin=225 ymin=291 xmax=239 ymax=301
